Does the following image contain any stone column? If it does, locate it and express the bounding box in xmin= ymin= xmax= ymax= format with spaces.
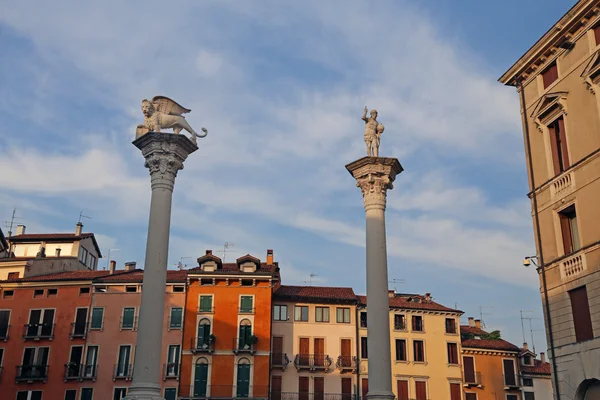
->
xmin=346 ymin=156 xmax=403 ymax=400
xmin=125 ymin=132 xmax=198 ymax=400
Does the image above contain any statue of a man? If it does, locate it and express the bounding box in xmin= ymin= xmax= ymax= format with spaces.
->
xmin=362 ymin=106 xmax=384 ymax=157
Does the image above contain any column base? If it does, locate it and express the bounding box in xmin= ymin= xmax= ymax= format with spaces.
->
xmin=366 ymin=390 xmax=396 ymax=400
xmin=123 ymin=382 xmax=163 ymax=400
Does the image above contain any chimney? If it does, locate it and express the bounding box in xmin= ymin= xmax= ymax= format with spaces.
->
xmin=468 ymin=317 xmax=475 ymax=327
xmin=266 ymin=249 xmax=274 ymax=265
xmin=388 ymin=289 xmax=395 ymax=298
xmin=540 ymin=352 xmax=546 ymax=363
xmin=425 ymin=292 xmax=431 ymax=302
xmin=16 ymin=225 xmax=26 ymax=235
xmin=206 ymin=250 xmax=212 ymax=255
xmin=75 ymin=222 xmax=83 ymax=236
xmin=475 ymin=319 xmax=481 ymax=329
xmin=125 ymin=261 xmax=137 ymax=271
xmin=523 ymin=342 xmax=528 ymax=350
xmin=109 ymin=260 xmax=116 ymax=274
xmin=55 ymin=248 xmax=62 ymax=257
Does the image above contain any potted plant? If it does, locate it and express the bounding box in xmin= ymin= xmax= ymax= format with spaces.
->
xmin=209 ymin=334 xmax=216 ymax=343
xmin=249 ymin=335 xmax=258 ymax=345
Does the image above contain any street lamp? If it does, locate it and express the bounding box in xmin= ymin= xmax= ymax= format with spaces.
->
xmin=523 ymin=256 xmax=539 ymax=267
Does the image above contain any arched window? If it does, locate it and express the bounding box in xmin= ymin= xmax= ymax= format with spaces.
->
xmin=197 ymin=319 xmax=211 ymax=349
xmin=193 ymin=357 xmax=209 ymax=397
xmin=238 ymin=319 xmax=252 ymax=349
xmin=577 ymin=379 xmax=600 ymax=400
xmin=236 ymin=358 xmax=251 ymax=398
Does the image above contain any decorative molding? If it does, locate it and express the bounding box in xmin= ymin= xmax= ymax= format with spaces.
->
xmin=346 ymin=157 xmax=403 ymax=212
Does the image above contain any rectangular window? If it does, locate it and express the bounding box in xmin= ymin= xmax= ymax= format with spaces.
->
xmin=413 ymin=340 xmax=425 ymax=362
xmin=121 ymin=308 xmax=135 ymax=329
xmin=83 ymin=346 xmax=98 ymax=378
xmin=113 ymin=388 xmax=127 ymax=400
xmin=594 ymin=24 xmax=600 ymax=46
xmin=125 ymin=286 xmax=137 ymax=293
xmin=336 ymin=307 xmax=350 ymax=323
xmin=542 ymin=62 xmax=558 ymax=88
xmin=503 ymin=359 xmax=517 ymax=386
xmin=299 ymin=376 xmax=309 ymax=400
xmin=7 ymin=272 xmax=19 ymax=279
xmin=450 ymin=383 xmax=461 ymax=400
xmin=548 ymin=117 xmax=570 ymax=175
xmin=507 ymin=396 xmax=518 ymax=400
xmin=94 ymin=286 xmax=106 ymax=293
xmin=463 ymin=356 xmax=476 ymax=384
xmin=2 ymin=290 xmax=13 ymax=299
xmin=33 ymin=289 xmax=44 ymax=298
xmin=523 ymin=355 xmax=533 ymax=365
xmin=164 ymin=388 xmax=177 ymax=400
xmin=79 ymin=247 xmax=88 ymax=264
xmin=166 ymin=345 xmax=180 ymax=377
xmin=172 ymin=286 xmax=184 ymax=293
xmin=394 ymin=314 xmax=406 ymax=330
xmin=395 ymin=339 xmax=406 ymax=361
xmin=360 ymin=337 xmax=368 ymax=359
xmin=445 ymin=318 xmax=456 ymax=334
xmin=559 ymin=205 xmax=580 ymax=255
xmin=294 ymin=306 xmax=308 ymax=322
xmin=17 ymin=392 xmax=43 ymax=400
xmin=360 ymin=311 xmax=367 ymax=328
xmin=0 ymin=310 xmax=10 ymax=338
xmin=524 ymin=393 xmax=535 ymax=400
xmin=465 ymin=394 xmax=477 ymax=400
xmin=116 ymin=345 xmax=132 ymax=377
xmin=315 ymin=307 xmax=330 ymax=323
xmin=65 ymin=389 xmax=77 ymax=400
xmin=314 ymin=377 xmax=324 ymax=400
xmin=569 ymin=285 xmax=594 ymax=342
xmin=47 ymin=288 xmax=58 ymax=297
xmin=90 ymin=308 xmax=104 ymax=330
xmin=415 ymin=381 xmax=427 ymax=400
xmin=397 ymin=380 xmax=409 ymax=400
xmin=273 ymin=305 xmax=288 ymax=321
xmin=169 ymin=308 xmax=182 ymax=329
xmin=26 ymin=309 xmax=55 ymax=338
xmin=199 ymin=295 xmax=213 ymax=312
xmin=412 ymin=315 xmax=424 ymax=332
xmin=447 ymin=343 xmax=458 ymax=364
xmin=239 ymin=296 xmax=253 ymax=313
xmin=523 ymin=378 xmax=534 ymax=387
xmin=81 ymin=388 xmax=93 ymax=400
xmin=79 ymin=287 xmax=90 ymax=296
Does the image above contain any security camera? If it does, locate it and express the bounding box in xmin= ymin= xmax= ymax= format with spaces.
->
xmin=523 ymin=258 xmax=531 ymax=267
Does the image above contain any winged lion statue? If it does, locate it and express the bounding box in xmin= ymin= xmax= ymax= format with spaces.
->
xmin=136 ymin=96 xmax=208 ymax=145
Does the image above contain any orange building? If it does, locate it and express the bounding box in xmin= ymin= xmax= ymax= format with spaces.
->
xmin=180 ymin=250 xmax=279 ymax=399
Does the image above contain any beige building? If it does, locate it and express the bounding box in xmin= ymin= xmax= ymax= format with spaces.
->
xmin=358 ymin=291 xmax=463 ymax=400
xmin=271 ymin=285 xmax=359 ymax=399
xmin=519 ymin=344 xmax=553 ymax=400
xmin=499 ymin=1 xmax=600 ymax=398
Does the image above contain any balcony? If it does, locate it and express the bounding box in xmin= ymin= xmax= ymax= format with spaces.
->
xmin=336 ymin=356 xmax=357 ymax=373
xmin=238 ymin=307 xmax=255 ymax=315
xmin=119 ymin=316 xmax=138 ymax=331
xmin=503 ymin=374 xmax=520 ymax=389
xmin=70 ymin=322 xmax=88 ymax=339
xmin=463 ymin=371 xmax=482 ymax=387
xmin=64 ymin=363 xmax=82 ymax=380
xmin=0 ymin=324 xmax=9 ymax=341
xmin=22 ymin=323 xmax=54 ymax=340
xmin=294 ymin=354 xmax=333 ymax=372
xmin=550 ymin=170 xmax=574 ymax=200
xmin=272 ymin=353 xmax=290 ymax=370
xmin=273 ymin=393 xmax=358 ymax=400
xmin=80 ymin=364 xmax=97 ymax=381
xmin=16 ymin=365 xmax=48 ymax=382
xmin=178 ymin=385 xmax=269 ymax=399
xmin=191 ymin=336 xmax=214 ymax=354
xmin=560 ymin=252 xmax=587 ymax=281
xmin=163 ymin=363 xmax=180 ymax=380
xmin=233 ymin=338 xmax=256 ymax=355
xmin=113 ymin=363 xmax=133 ymax=380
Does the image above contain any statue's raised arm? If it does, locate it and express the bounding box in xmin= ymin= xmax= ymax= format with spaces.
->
xmin=362 ymin=106 xmax=369 ymax=122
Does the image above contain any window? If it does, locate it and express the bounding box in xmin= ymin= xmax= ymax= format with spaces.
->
xmin=397 ymin=380 xmax=409 ymax=400
xmin=79 ymin=247 xmax=88 ymax=264
xmin=16 ymin=392 xmax=43 ymax=400
xmin=542 ymin=62 xmax=558 ymax=88
xmin=7 ymin=272 xmax=19 ymax=279
xmin=465 ymin=394 xmax=477 ymax=400
xmin=166 ymin=345 xmax=180 ymax=377
xmin=294 ymin=306 xmax=308 ymax=322
xmin=21 ymin=347 xmax=49 ymax=379
xmin=523 ymin=355 xmax=533 ymax=365
xmin=315 ymin=307 xmax=330 ymax=323
xmin=81 ymin=388 xmax=93 ymax=400
xmin=507 ymin=395 xmax=518 ymax=400
xmin=0 ymin=310 xmax=10 ymax=338
xmin=65 ymin=389 xmax=77 ymax=400
xmin=299 ymin=376 xmax=310 ymax=400
xmin=503 ymin=359 xmax=517 ymax=386
xmin=594 ymin=24 xmax=600 ymax=46
xmin=240 ymin=296 xmax=253 ymax=313
xmin=66 ymin=346 xmax=83 ymax=379
xmin=26 ymin=309 xmax=55 ymax=338
xmin=125 ymin=286 xmax=137 ymax=293
xmin=113 ymin=388 xmax=127 ymax=400
xmin=445 ymin=318 xmax=456 ymax=334
xmin=2 ymin=290 xmax=13 ymax=299
xmin=121 ymin=308 xmax=135 ymax=329
xmin=199 ymin=295 xmax=213 ymax=312
xmin=0 ymin=348 xmax=4 ymax=366
xmin=241 ymin=279 xmax=253 ymax=286
xmin=172 ymin=286 xmax=184 ymax=293
xmin=548 ymin=117 xmax=570 ymax=176
xmin=197 ymin=319 xmax=211 ymax=349
xmin=395 ymin=339 xmax=406 ymax=361
xmin=47 ymin=288 xmax=58 ymax=297
xmin=164 ymin=388 xmax=177 ymax=400
xmin=393 ymin=314 xmax=405 ymax=330
xmin=83 ymin=346 xmax=98 ymax=378
xmin=116 ymin=346 xmax=132 ymax=378
xmin=412 ymin=315 xmax=424 ymax=332
xmin=360 ymin=337 xmax=368 ymax=359
xmin=360 ymin=312 xmax=367 ymax=328
xmin=569 ymin=285 xmax=594 ymax=342
xmin=415 ymin=381 xmax=427 ymax=400
xmin=90 ymin=308 xmax=104 ymax=330
xmin=94 ymin=286 xmax=106 ymax=293
xmin=447 ymin=343 xmax=458 ymax=364
xmin=79 ymin=287 xmax=90 ymax=296
xmin=413 ymin=340 xmax=424 ymax=362
xmin=169 ymin=308 xmax=182 ymax=329
xmin=314 ymin=376 xmax=324 ymax=400
xmin=450 ymin=383 xmax=461 ymax=400
xmin=559 ymin=205 xmax=580 ymax=255
xmin=273 ymin=305 xmax=288 ymax=321
xmin=523 ymin=378 xmax=534 ymax=387
xmin=336 ymin=307 xmax=350 ymax=323
xmin=524 ymin=392 xmax=535 ymax=400
xmin=463 ymin=356 xmax=477 ymax=384
xmin=33 ymin=289 xmax=44 ymax=298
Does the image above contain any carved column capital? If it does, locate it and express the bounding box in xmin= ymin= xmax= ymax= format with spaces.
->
xmin=346 ymin=156 xmax=403 ymax=212
xmin=133 ymin=132 xmax=198 ymax=191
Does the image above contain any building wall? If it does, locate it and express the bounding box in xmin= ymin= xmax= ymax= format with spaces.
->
xmin=522 ymin=375 xmax=554 ymax=400
xmin=359 ymin=308 xmax=463 ymax=400
xmin=271 ymin=300 xmax=358 ymax=395
xmin=462 ymin=350 xmax=521 ymax=400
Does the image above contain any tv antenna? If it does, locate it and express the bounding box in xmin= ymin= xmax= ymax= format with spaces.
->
xmin=520 ymin=310 xmax=535 ymax=345
xmin=304 ymin=273 xmax=318 ymax=286
xmin=388 ymin=278 xmax=405 ymax=292
xmin=78 ymin=209 xmax=92 ymax=223
xmin=175 ymin=256 xmax=194 ymax=270
xmin=3 ymin=208 xmax=23 ymax=237
xmin=479 ymin=305 xmax=493 ymax=328
xmin=222 ymin=242 xmax=236 ymax=263
xmin=522 ymin=314 xmax=540 ymax=354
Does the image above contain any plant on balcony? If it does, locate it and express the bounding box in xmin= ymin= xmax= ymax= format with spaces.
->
xmin=209 ymin=334 xmax=216 ymax=343
xmin=249 ymin=335 xmax=258 ymax=344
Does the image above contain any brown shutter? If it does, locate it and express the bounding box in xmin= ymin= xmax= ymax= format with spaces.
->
xmin=314 ymin=377 xmax=325 ymax=400
xmin=273 ymin=337 xmax=283 ymax=353
xmin=503 ymin=359 xmax=516 ymax=386
xmin=557 ymin=117 xmax=570 ymax=169
xmin=299 ymin=338 xmax=310 ymax=366
xmin=542 ymin=63 xmax=558 ymax=88
xmin=272 ymin=376 xmax=282 ymax=400
xmin=463 ymin=356 xmax=475 ymax=383
xmin=465 ymin=393 xmax=477 ymax=400
xmin=569 ymin=286 xmax=594 ymax=342
xmin=397 ymin=380 xmax=409 ymax=400
xmin=314 ymin=338 xmax=324 ymax=366
xmin=548 ymin=123 xmax=561 ymax=175
xmin=361 ymin=378 xmax=368 ymax=400
xmin=450 ymin=383 xmax=461 ymax=400
xmin=560 ymin=214 xmax=574 ymax=254
xmin=342 ymin=377 xmax=352 ymax=400
xmin=595 ymin=25 xmax=600 ymax=46
xmin=415 ymin=381 xmax=427 ymax=400
xmin=341 ymin=339 xmax=351 ymax=357
xmin=361 ymin=337 xmax=368 ymax=359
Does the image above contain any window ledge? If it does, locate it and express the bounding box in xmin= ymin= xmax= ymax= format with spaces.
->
xmin=394 ymin=360 xmax=409 ymax=364
xmin=412 ymin=361 xmax=427 ymax=365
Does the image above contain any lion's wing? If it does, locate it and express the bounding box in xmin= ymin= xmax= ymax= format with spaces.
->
xmin=152 ymin=96 xmax=191 ymax=116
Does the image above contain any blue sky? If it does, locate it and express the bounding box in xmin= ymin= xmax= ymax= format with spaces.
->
xmin=0 ymin=0 xmax=576 ymax=352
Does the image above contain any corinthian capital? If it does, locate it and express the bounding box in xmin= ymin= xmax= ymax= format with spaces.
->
xmin=356 ymin=174 xmax=393 ymax=211
xmin=346 ymin=156 xmax=403 ymax=212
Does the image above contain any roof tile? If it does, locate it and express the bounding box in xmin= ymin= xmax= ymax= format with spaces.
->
xmin=358 ymin=294 xmax=461 ymax=313
xmin=521 ymin=359 xmax=551 ymax=375
xmin=460 ymin=326 xmax=520 ymax=352
xmin=274 ymin=285 xmax=357 ymax=302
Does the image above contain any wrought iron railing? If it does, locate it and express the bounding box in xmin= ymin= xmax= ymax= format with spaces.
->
xmin=463 ymin=371 xmax=482 ymax=386
xmin=16 ymin=365 xmax=48 ymax=381
xmin=64 ymin=363 xmax=81 ymax=380
xmin=503 ymin=373 xmax=520 ymax=388
xmin=23 ymin=323 xmax=54 ymax=340
xmin=293 ymin=354 xmax=333 ymax=371
xmin=178 ymin=385 xmax=269 ymax=399
xmin=272 ymin=352 xmax=290 ymax=369
xmin=191 ymin=336 xmax=214 ymax=353
xmin=274 ymin=393 xmax=358 ymax=400
xmin=233 ymin=338 xmax=256 ymax=354
xmin=336 ymin=356 xmax=357 ymax=372
xmin=113 ymin=363 xmax=133 ymax=380
xmin=70 ymin=322 xmax=88 ymax=339
xmin=80 ymin=364 xmax=97 ymax=380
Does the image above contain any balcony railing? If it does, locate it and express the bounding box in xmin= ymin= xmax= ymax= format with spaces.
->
xmin=272 ymin=353 xmax=290 ymax=370
xmin=294 ymin=354 xmax=333 ymax=372
xmin=163 ymin=363 xmax=180 ymax=380
xmin=23 ymin=323 xmax=54 ymax=340
xmin=80 ymin=364 xmax=98 ymax=380
xmin=178 ymin=385 xmax=269 ymax=399
xmin=16 ymin=365 xmax=48 ymax=382
xmin=64 ymin=363 xmax=81 ymax=380
xmin=336 ymin=356 xmax=357 ymax=372
xmin=70 ymin=322 xmax=88 ymax=339
xmin=393 ymin=321 xmax=406 ymax=331
xmin=503 ymin=374 xmax=520 ymax=388
xmin=0 ymin=324 xmax=9 ymax=340
xmin=274 ymin=393 xmax=358 ymax=400
xmin=191 ymin=336 xmax=214 ymax=353
xmin=233 ymin=338 xmax=256 ymax=354
xmin=463 ymin=371 xmax=482 ymax=387
xmin=238 ymin=307 xmax=255 ymax=314
xmin=119 ymin=316 xmax=138 ymax=331
xmin=113 ymin=363 xmax=133 ymax=380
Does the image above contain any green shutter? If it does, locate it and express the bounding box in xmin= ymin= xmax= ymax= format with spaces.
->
xmin=240 ymin=296 xmax=253 ymax=312
xmin=170 ymin=308 xmax=182 ymax=328
xmin=122 ymin=308 xmax=134 ymax=328
xmin=236 ymin=364 xmax=250 ymax=397
xmin=200 ymin=296 xmax=212 ymax=312
xmin=194 ymin=364 xmax=208 ymax=397
xmin=91 ymin=308 xmax=103 ymax=329
xmin=164 ymin=388 xmax=177 ymax=400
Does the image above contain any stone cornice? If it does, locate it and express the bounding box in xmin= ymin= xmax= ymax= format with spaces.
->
xmin=346 ymin=156 xmax=403 ymax=211
xmin=462 ymin=348 xmax=519 ymax=357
